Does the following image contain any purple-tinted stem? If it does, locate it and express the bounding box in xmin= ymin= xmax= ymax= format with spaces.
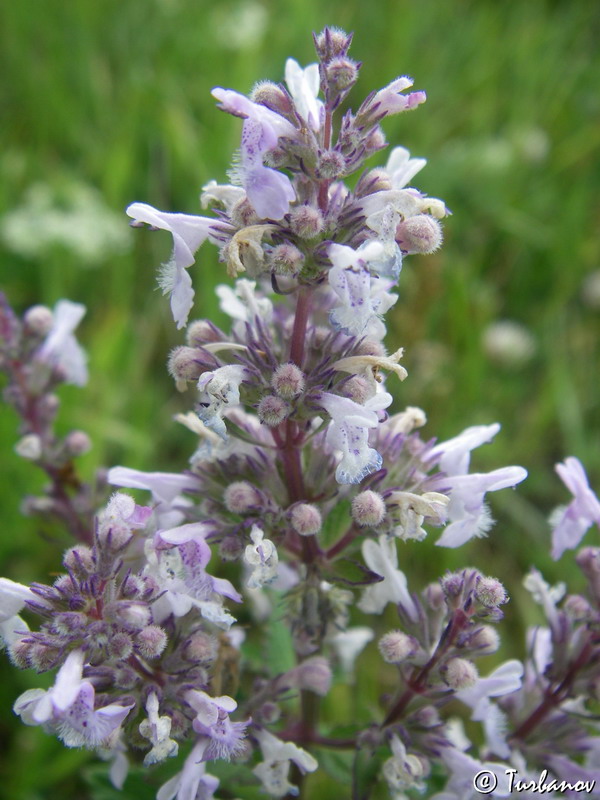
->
xmin=511 ymin=636 xmax=595 ymax=742
xmin=326 ymin=523 xmax=359 ymax=560
xmin=288 ymin=286 xmax=310 ymax=368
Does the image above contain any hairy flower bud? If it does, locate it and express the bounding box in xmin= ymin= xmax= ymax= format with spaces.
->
xmin=258 ymin=394 xmax=291 ymax=426
xmin=271 ymin=363 xmax=305 ymax=399
xmin=314 ymin=27 xmax=352 ymax=62
xmin=564 ymin=594 xmax=592 ymax=620
xmin=475 ymin=576 xmax=508 ymax=608
xmin=224 ymin=481 xmax=261 ymax=513
xmin=135 ymin=625 xmax=168 ymax=659
xmin=24 ymin=304 xmax=54 ymax=335
xmin=186 ymin=320 xmax=225 ymax=347
xmin=355 ymin=168 xmax=393 ymax=197
xmin=107 ymin=602 xmax=152 ymax=632
xmin=183 ymin=632 xmax=217 ymax=664
xmin=269 ymin=243 xmax=304 ymax=276
xmin=108 ymin=632 xmax=134 ymax=660
xmin=396 ymin=214 xmax=443 ymax=254
xmin=443 ymin=657 xmax=479 ymax=690
xmin=251 ymin=80 xmax=293 ymax=116
xmin=230 ymin=197 xmax=261 ymax=227
xmin=378 ymin=630 xmax=418 ymax=664
xmin=290 ymin=504 xmax=322 ymax=536
xmin=64 ymin=430 xmax=92 ymax=457
xmin=466 ymin=625 xmax=500 ymax=654
xmin=289 ymin=205 xmax=324 ymax=239
xmin=316 ymin=150 xmax=346 ymax=180
xmin=352 ymin=491 xmax=386 ymax=527
xmin=326 ymin=57 xmax=358 ymax=90
xmin=342 ymin=376 xmax=371 ymax=404
xmin=423 ymin=581 xmax=446 ymax=611
xmin=168 ymin=346 xmax=217 ymax=385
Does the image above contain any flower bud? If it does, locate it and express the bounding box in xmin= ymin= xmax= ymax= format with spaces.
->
xmin=423 ymin=581 xmax=446 ymax=611
xmin=120 ymin=574 xmax=147 ymax=599
xmin=271 ymin=363 xmax=305 ymax=399
xmin=294 ymin=656 xmax=332 ymax=695
xmin=289 ymin=205 xmax=324 ymax=239
xmin=9 ymin=638 xmax=32 ymax=669
xmin=29 ymin=643 xmax=62 ymax=672
xmin=135 ymin=625 xmax=168 ymax=659
xmin=107 ymin=602 xmax=152 ymax=632
xmin=224 ymin=481 xmax=261 ymax=514
xmin=314 ymin=27 xmax=352 ymax=62
xmin=183 ymin=632 xmax=217 ymax=664
xmin=168 ymin=346 xmax=217 ymax=385
xmin=354 ymin=339 xmax=386 ymax=357
xmin=378 ymin=630 xmax=418 ymax=664
xmin=269 ymin=243 xmax=304 ymax=276
xmin=352 ymin=491 xmax=386 ymax=527
xmin=326 ymin=57 xmax=358 ymax=90
xmin=114 ymin=665 xmax=140 ymax=690
xmin=14 ymin=434 xmax=42 ymax=461
xmin=186 ymin=319 xmax=225 ymax=347
xmin=290 ymin=504 xmax=322 ymax=536
xmin=230 ymin=197 xmax=261 ymax=227
xmin=64 ymin=430 xmax=92 ymax=457
xmin=467 ymin=625 xmax=500 ymax=654
xmin=475 ymin=577 xmax=508 ymax=608
xmin=108 ymin=632 xmax=134 ymax=660
xmin=564 ymin=594 xmax=592 ymax=620
xmin=443 ymin=657 xmax=478 ymax=690
xmin=257 ymin=394 xmax=291 ymax=426
xmin=24 ymin=305 xmax=54 ymax=335
xmin=257 ymin=701 xmax=280 ymax=724
xmin=396 ymin=215 xmax=443 ymax=254
xmin=342 ymin=376 xmax=371 ymax=404
xmin=251 ymin=81 xmax=293 ymax=116
xmin=316 ymin=150 xmax=346 ymax=180
xmin=355 ymin=168 xmax=393 ymax=197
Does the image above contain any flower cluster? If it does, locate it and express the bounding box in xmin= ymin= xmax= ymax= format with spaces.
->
xmin=2 ymin=26 xmax=600 ymax=800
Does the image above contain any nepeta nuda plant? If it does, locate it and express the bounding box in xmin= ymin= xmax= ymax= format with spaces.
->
xmin=3 ymin=27 xmax=600 ymax=800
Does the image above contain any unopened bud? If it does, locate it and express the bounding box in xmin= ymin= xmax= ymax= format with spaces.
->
xmin=135 ymin=625 xmax=167 ymax=659
xmin=64 ymin=430 xmax=92 ymax=457
xmin=186 ymin=320 xmax=225 ymax=347
xmin=342 ymin=375 xmax=371 ymax=404
xmin=316 ymin=150 xmax=346 ymax=180
xmin=326 ymin=57 xmax=358 ymax=90
xmin=251 ymin=81 xmax=293 ymax=116
xmin=224 ymin=481 xmax=261 ymax=514
xmin=63 ymin=545 xmax=95 ymax=578
xmin=258 ymin=701 xmax=280 ymax=724
xmin=108 ymin=632 xmax=134 ymax=660
xmin=354 ymin=339 xmax=385 ymax=357
xmin=270 ymin=243 xmax=304 ymax=276
xmin=9 ymin=638 xmax=32 ymax=669
xmin=257 ymin=394 xmax=291 ymax=426
xmin=29 ymin=643 xmax=62 ymax=672
xmin=107 ymin=602 xmax=151 ymax=632
xmin=289 ymin=205 xmax=324 ymax=239
xmin=294 ymin=656 xmax=332 ymax=695
xmin=183 ymin=632 xmax=217 ymax=664
xmin=396 ymin=215 xmax=443 ymax=254
xmin=467 ymin=626 xmax=500 ymax=654
xmin=314 ymin=27 xmax=352 ymax=62
xmin=24 ymin=305 xmax=54 ymax=335
xmin=290 ymin=504 xmax=322 ymax=536
xmin=378 ymin=630 xmax=418 ymax=664
xmin=475 ymin=576 xmax=508 ymax=608
xmin=168 ymin=346 xmax=216 ymax=384
xmin=352 ymin=491 xmax=386 ymax=527
xmin=230 ymin=197 xmax=261 ymax=227
xmin=355 ymin=168 xmax=393 ymax=197
xmin=443 ymin=657 xmax=478 ymax=690
xmin=14 ymin=434 xmax=42 ymax=461
xmin=423 ymin=581 xmax=446 ymax=611
xmin=272 ymin=363 xmax=305 ymax=399
xmin=564 ymin=594 xmax=592 ymax=620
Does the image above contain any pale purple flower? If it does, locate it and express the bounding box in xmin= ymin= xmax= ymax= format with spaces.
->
xmin=244 ymin=525 xmax=279 ymax=589
xmin=329 ymin=627 xmax=374 ymax=675
xmin=185 ymin=690 xmax=248 ymax=761
xmin=385 ymin=146 xmax=427 ymax=189
xmin=157 ymin=739 xmax=220 ymax=800
xmin=319 ymin=391 xmax=392 ymax=484
xmin=0 ymin=577 xmax=37 ymax=649
xmin=432 ymin=746 xmax=511 ymax=799
xmin=139 ymin=692 xmax=179 ymax=766
xmin=371 ymin=76 xmax=426 ymax=115
xmin=14 ymin=650 xmax=134 ymax=747
xmin=126 ymin=203 xmax=215 ymax=328
xmin=253 ymin=728 xmax=318 ymax=798
xmin=284 ymin=58 xmax=322 ymax=130
xmin=212 ymin=88 xmax=296 ymax=219
xmin=429 ymin=423 xmax=502 ymax=476
xmin=383 ymin=735 xmax=427 ymax=795
xmin=196 ymin=364 xmax=248 ymax=440
xmin=38 ymin=299 xmax=88 ymax=385
xmin=551 ymin=457 xmax=600 ymax=559
xmin=200 ymin=179 xmax=245 ymax=212
xmin=363 ymin=204 xmax=403 ymax=279
xmin=358 ymin=535 xmax=419 ymax=620
xmin=328 ymin=242 xmax=398 ymax=336
xmin=435 ymin=466 xmax=528 ymax=548
xmin=107 ymin=466 xmax=198 ymax=505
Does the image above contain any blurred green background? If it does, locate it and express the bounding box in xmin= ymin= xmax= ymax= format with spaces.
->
xmin=1 ymin=0 xmax=599 ymax=797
